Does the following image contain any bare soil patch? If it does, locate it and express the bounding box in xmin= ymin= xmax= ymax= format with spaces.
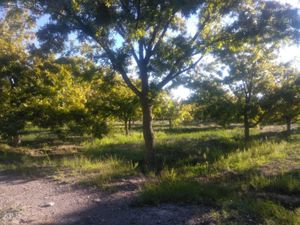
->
xmin=0 ymin=172 xmax=213 ymax=225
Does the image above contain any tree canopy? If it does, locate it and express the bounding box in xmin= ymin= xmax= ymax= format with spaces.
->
xmin=1 ymin=0 xmax=299 ymax=164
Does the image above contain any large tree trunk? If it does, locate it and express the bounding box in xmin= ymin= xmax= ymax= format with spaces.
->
xmin=141 ymin=98 xmax=155 ymax=166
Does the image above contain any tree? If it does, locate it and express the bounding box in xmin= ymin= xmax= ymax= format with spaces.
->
xmin=269 ymin=64 xmax=300 ymax=135
xmin=0 ymin=7 xmax=36 ymax=145
xmin=189 ymin=76 xmax=238 ymax=127
xmin=87 ymin=75 xmax=140 ymax=135
xmin=153 ymin=92 xmax=193 ymax=129
xmin=153 ymin=92 xmax=176 ymax=129
xmin=219 ymin=45 xmax=279 ymax=141
xmin=12 ymin=0 xmax=300 ymax=165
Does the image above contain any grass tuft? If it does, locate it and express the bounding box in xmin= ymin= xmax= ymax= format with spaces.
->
xmin=138 ymin=177 xmax=232 ymax=206
xmin=52 ymin=156 xmax=139 ymax=187
xmin=248 ymin=171 xmax=300 ymax=195
xmin=229 ymin=199 xmax=300 ymax=225
xmin=214 ymin=141 xmax=287 ymax=172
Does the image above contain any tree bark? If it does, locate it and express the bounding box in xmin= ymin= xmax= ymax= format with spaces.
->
xmin=11 ymin=134 xmax=21 ymax=147
xmin=124 ymin=119 xmax=129 ymax=136
xmin=286 ymin=118 xmax=292 ymax=136
xmin=128 ymin=118 xmax=132 ymax=130
xmin=141 ymin=98 xmax=155 ymax=167
xmin=244 ymin=118 xmax=250 ymax=142
xmin=169 ymin=119 xmax=173 ymax=129
xmin=244 ymin=97 xmax=250 ymax=142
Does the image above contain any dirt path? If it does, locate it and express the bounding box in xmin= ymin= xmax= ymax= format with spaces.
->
xmin=0 ymin=172 xmax=213 ymax=225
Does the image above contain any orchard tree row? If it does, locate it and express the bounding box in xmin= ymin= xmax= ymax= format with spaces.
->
xmin=0 ymin=0 xmax=299 ymax=166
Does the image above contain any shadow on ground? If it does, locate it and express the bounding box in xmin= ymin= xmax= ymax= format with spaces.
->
xmin=44 ymin=195 xmax=212 ymax=225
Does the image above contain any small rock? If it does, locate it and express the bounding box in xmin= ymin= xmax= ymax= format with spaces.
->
xmin=93 ymin=198 xmax=101 ymax=203
xmin=41 ymin=202 xmax=55 ymax=207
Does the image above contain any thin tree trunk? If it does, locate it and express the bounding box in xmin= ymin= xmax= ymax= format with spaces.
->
xmin=11 ymin=134 xmax=21 ymax=147
xmin=244 ymin=98 xmax=250 ymax=142
xmin=141 ymin=99 xmax=155 ymax=167
xmin=124 ymin=119 xmax=129 ymax=136
xmin=286 ymin=118 xmax=292 ymax=136
xmin=244 ymin=118 xmax=250 ymax=142
xmin=128 ymin=118 xmax=132 ymax=130
xmin=169 ymin=119 xmax=173 ymax=129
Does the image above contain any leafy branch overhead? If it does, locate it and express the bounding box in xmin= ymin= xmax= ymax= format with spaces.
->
xmin=20 ymin=0 xmax=300 ymax=96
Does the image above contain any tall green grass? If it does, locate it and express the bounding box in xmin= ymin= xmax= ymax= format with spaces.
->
xmin=248 ymin=171 xmax=300 ymax=195
xmin=54 ymin=156 xmax=138 ymax=186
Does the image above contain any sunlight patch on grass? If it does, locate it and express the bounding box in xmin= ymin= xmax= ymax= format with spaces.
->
xmin=248 ymin=171 xmax=300 ymax=195
xmin=214 ymin=141 xmax=287 ymax=172
xmin=53 ymin=156 xmax=139 ymax=187
xmin=176 ymin=140 xmax=287 ymax=179
xmin=228 ymin=199 xmax=300 ymax=225
xmin=83 ymin=128 xmax=241 ymax=149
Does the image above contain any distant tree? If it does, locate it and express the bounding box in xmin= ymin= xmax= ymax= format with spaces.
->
xmin=269 ymin=64 xmax=300 ymax=135
xmin=218 ymin=45 xmax=279 ymax=141
xmin=189 ymin=76 xmax=237 ymax=127
xmin=6 ymin=0 xmax=299 ymax=165
xmin=153 ymin=92 xmax=192 ymax=129
xmin=28 ymin=58 xmax=87 ymax=131
xmin=0 ymin=7 xmax=36 ymax=145
xmin=88 ymin=75 xmax=140 ymax=135
xmin=153 ymin=92 xmax=176 ymax=128
xmin=0 ymin=6 xmax=111 ymax=142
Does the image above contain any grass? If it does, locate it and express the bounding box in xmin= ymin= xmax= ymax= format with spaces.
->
xmin=53 ymin=156 xmax=138 ymax=187
xmin=0 ymin=124 xmax=299 ymax=224
xmin=213 ymin=140 xmax=287 ymax=172
xmin=138 ymin=178 xmax=232 ymax=206
xmin=226 ymin=199 xmax=300 ymax=225
xmin=248 ymin=171 xmax=300 ymax=195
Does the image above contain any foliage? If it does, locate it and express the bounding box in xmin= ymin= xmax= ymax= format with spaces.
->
xmin=267 ymin=64 xmax=300 ymax=133
xmin=153 ymin=92 xmax=193 ymax=128
xmin=12 ymin=0 xmax=299 ymax=164
xmin=87 ymin=75 xmax=141 ymax=135
xmin=0 ymin=10 xmax=36 ymax=141
xmin=189 ymin=75 xmax=238 ymax=127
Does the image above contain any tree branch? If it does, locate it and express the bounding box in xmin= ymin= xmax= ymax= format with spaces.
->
xmin=157 ymin=54 xmax=205 ymax=89
xmin=61 ymin=7 xmax=142 ymax=97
